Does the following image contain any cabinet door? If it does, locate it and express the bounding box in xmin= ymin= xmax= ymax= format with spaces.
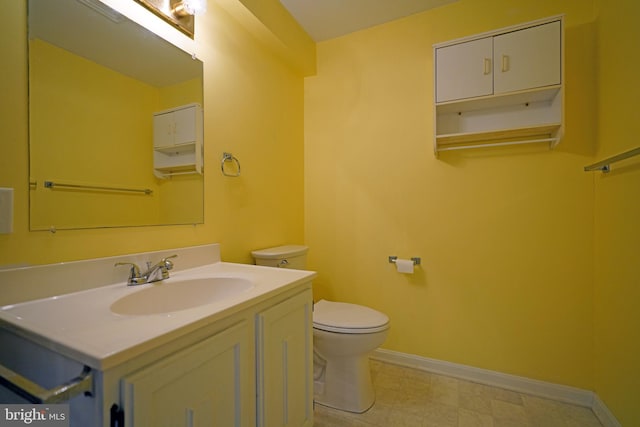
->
xmin=122 ymin=321 xmax=253 ymax=427
xmin=173 ymin=105 xmax=198 ymax=145
xmin=153 ymin=111 xmax=175 ymax=148
xmin=493 ymin=20 xmax=561 ymax=94
xmin=257 ymin=289 xmax=313 ymax=427
xmin=435 ymin=37 xmax=493 ymax=103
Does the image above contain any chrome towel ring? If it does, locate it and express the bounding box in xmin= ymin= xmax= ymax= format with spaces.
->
xmin=221 ymin=152 xmax=241 ymax=177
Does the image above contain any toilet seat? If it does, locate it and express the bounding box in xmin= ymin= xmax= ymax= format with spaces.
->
xmin=313 ymin=300 xmax=389 ymax=334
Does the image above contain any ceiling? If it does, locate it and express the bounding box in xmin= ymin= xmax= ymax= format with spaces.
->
xmin=279 ymin=0 xmax=458 ymax=42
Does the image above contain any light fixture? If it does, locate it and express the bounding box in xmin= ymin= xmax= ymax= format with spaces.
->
xmin=172 ymin=0 xmax=207 ymax=16
xmin=134 ymin=0 xmax=207 ymax=39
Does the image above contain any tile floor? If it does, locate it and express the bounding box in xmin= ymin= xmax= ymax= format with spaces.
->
xmin=314 ymin=360 xmax=603 ymax=427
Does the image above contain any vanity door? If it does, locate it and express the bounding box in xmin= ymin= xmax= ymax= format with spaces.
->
xmin=121 ymin=321 xmax=253 ymax=427
xmin=256 ymin=288 xmax=314 ymax=427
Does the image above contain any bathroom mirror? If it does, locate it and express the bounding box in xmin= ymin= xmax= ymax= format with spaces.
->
xmin=28 ymin=0 xmax=204 ymax=231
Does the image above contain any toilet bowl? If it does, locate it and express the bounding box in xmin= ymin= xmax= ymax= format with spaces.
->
xmin=312 ymin=299 xmax=389 ymax=413
xmin=251 ymin=245 xmax=390 ymax=413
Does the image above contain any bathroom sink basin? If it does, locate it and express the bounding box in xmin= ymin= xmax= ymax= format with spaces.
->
xmin=110 ymin=277 xmax=254 ymax=315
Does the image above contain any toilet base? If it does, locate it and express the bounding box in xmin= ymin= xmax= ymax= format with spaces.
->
xmin=313 ymin=352 xmax=375 ymax=413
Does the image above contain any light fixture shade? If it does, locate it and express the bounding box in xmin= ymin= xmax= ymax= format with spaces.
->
xmin=182 ymin=0 xmax=207 ymax=15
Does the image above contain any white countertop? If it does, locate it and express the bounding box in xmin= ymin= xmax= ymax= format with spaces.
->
xmin=0 ymin=261 xmax=315 ymax=370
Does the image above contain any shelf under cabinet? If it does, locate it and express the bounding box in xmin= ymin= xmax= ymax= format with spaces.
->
xmin=154 ymin=164 xmax=200 ymax=174
xmin=436 ymin=123 xmax=561 ymax=148
xmin=154 ymin=142 xmax=196 ymax=155
xmin=434 ymin=85 xmax=562 ymax=153
xmin=436 ymin=86 xmax=561 ymax=115
xmin=153 ymin=146 xmax=202 ymax=178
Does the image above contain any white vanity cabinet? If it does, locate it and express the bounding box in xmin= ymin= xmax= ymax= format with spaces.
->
xmin=153 ymin=103 xmax=203 ymax=178
xmin=117 ymin=287 xmax=314 ymax=427
xmin=109 ymin=285 xmax=313 ymax=427
xmin=121 ymin=321 xmax=253 ymax=427
xmin=434 ymin=16 xmax=564 ymax=154
xmin=0 ymin=245 xmax=317 ymax=427
xmin=256 ymin=289 xmax=314 ymax=427
xmin=0 ymin=284 xmax=314 ymax=427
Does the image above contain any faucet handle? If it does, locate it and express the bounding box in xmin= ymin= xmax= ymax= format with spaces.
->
xmin=162 ymin=254 xmax=177 ymax=271
xmin=146 ymin=254 xmax=177 ymax=282
xmin=114 ymin=262 xmax=146 ymax=285
xmin=115 ymin=262 xmax=140 ymax=277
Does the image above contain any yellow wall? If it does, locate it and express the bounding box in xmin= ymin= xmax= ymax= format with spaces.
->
xmin=593 ymin=0 xmax=640 ymax=425
xmin=0 ymin=0 xmax=309 ymax=265
xmin=29 ymin=39 xmax=207 ymax=229
xmin=2 ymin=0 xmax=638 ymax=423
xmin=305 ymin=0 xmax=598 ymax=390
xmin=29 ymin=39 xmax=161 ymax=229
xmin=158 ymin=78 xmax=203 ymax=110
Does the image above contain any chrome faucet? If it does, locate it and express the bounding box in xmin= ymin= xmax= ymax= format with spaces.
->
xmin=115 ymin=255 xmax=177 ymax=286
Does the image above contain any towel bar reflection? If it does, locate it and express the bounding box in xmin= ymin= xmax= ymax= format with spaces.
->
xmin=221 ymin=152 xmax=241 ymax=177
xmin=44 ymin=180 xmax=152 ymax=195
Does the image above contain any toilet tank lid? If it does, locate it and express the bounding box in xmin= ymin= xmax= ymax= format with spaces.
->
xmin=313 ymin=300 xmax=389 ymax=330
xmin=251 ymin=245 xmax=308 ymax=259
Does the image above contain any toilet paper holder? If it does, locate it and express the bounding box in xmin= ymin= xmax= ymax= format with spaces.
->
xmin=388 ymin=256 xmax=421 ymax=265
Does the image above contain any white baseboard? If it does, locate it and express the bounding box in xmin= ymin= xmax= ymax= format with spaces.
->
xmin=371 ymin=348 xmax=621 ymax=427
xmin=592 ymin=394 xmax=623 ymax=427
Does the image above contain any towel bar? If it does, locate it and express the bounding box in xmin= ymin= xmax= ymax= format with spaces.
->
xmin=0 ymin=364 xmax=92 ymax=404
xmin=584 ymin=147 xmax=640 ymax=173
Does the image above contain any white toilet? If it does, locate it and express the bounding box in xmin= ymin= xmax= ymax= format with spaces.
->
xmin=251 ymin=245 xmax=390 ymax=414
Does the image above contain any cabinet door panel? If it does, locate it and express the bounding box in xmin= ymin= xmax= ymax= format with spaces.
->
xmin=257 ymin=289 xmax=313 ymax=427
xmin=493 ymin=21 xmax=561 ymax=94
xmin=153 ymin=112 xmax=175 ymax=148
xmin=173 ymin=105 xmax=198 ymax=145
xmin=122 ymin=321 xmax=252 ymax=427
xmin=436 ymin=37 xmax=493 ymax=102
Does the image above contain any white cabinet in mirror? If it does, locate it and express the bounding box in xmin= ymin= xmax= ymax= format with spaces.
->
xmin=153 ymin=103 xmax=204 ymax=179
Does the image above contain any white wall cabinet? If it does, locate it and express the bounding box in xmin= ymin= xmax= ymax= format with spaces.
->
xmin=256 ymin=289 xmax=314 ymax=427
xmin=492 ymin=21 xmax=561 ymax=94
xmin=435 ymin=37 xmax=494 ymax=103
xmin=153 ymin=103 xmax=203 ymax=178
xmin=434 ymin=16 xmax=563 ymax=154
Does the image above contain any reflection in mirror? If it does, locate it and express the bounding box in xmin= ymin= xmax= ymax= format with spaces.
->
xmin=28 ymin=0 xmax=204 ymax=231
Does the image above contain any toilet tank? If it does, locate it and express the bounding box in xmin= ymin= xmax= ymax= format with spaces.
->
xmin=251 ymin=245 xmax=308 ymax=269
